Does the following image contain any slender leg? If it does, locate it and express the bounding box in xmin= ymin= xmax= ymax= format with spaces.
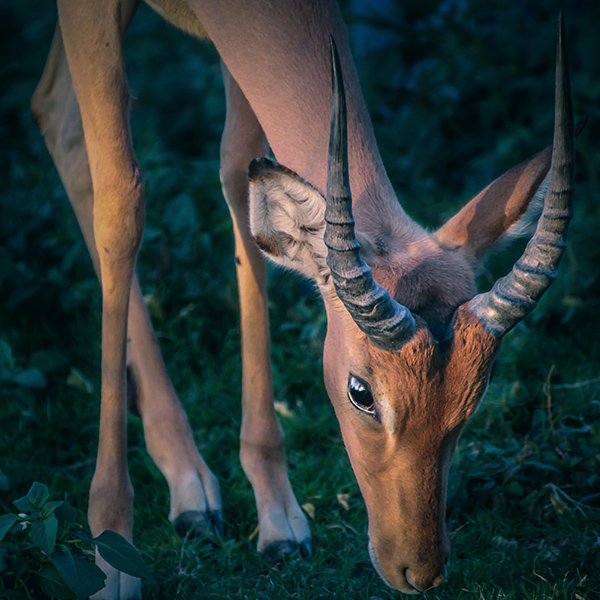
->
xmin=126 ymin=277 xmax=221 ymax=536
xmin=220 ymin=63 xmax=310 ymax=559
xmin=54 ymin=2 xmax=143 ymax=597
xmin=31 ymin=12 xmax=221 ymax=551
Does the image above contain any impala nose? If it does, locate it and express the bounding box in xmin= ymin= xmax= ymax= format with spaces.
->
xmin=405 ymin=565 xmax=446 ymax=593
xmin=368 ymin=541 xmax=448 ymax=594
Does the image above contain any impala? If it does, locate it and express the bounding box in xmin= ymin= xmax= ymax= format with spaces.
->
xmin=32 ymin=0 xmax=575 ymax=596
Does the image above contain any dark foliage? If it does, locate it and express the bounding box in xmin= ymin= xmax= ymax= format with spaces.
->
xmin=1 ymin=0 xmax=599 ymax=598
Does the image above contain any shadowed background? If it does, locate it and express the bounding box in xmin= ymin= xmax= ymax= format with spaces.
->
xmin=1 ymin=0 xmax=599 ymax=598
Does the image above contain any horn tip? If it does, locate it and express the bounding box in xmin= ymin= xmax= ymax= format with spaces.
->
xmin=557 ymin=10 xmax=566 ymax=49
xmin=329 ymin=34 xmax=341 ymax=80
xmin=329 ymin=34 xmax=338 ymax=59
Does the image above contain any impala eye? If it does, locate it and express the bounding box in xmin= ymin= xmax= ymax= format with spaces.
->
xmin=347 ymin=375 xmax=376 ymax=417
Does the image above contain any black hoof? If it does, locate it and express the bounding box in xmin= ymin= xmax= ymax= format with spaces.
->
xmin=298 ymin=538 xmax=312 ymax=559
xmin=173 ymin=510 xmax=222 ymax=541
xmin=207 ymin=510 xmax=224 ymax=537
xmin=260 ymin=538 xmax=312 ymax=565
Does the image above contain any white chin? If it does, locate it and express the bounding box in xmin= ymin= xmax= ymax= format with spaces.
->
xmin=368 ymin=540 xmax=395 ymax=589
xmin=367 ymin=540 xmax=420 ymax=595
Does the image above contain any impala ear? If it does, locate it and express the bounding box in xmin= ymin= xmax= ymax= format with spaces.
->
xmin=435 ymin=145 xmax=552 ymax=260
xmin=249 ymin=158 xmax=330 ymax=286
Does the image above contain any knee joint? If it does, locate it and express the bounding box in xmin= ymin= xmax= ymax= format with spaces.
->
xmin=94 ymin=168 xmax=145 ymax=260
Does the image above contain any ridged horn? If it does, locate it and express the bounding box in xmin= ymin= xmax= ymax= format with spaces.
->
xmin=468 ymin=12 xmax=575 ymax=336
xmin=324 ymin=36 xmax=416 ymax=351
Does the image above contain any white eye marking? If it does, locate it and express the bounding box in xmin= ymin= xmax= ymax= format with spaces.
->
xmin=347 ymin=375 xmax=377 ymax=417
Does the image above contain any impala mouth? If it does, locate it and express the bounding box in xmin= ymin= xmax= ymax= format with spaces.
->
xmin=368 ymin=541 xmax=420 ymax=595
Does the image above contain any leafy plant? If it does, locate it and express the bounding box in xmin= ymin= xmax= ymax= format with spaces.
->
xmin=0 ymin=482 xmax=149 ymax=599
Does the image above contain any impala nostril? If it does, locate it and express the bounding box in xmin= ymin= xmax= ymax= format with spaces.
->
xmin=431 ymin=570 xmax=446 ymax=588
xmin=369 ymin=540 xmax=446 ymax=594
xmin=405 ymin=565 xmax=446 ymax=593
xmin=404 ymin=568 xmax=423 ymax=593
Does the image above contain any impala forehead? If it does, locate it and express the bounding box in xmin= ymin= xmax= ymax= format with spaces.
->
xmin=369 ymin=239 xmax=477 ymax=339
xmin=358 ymin=321 xmax=498 ymax=434
xmin=327 ymin=303 xmax=501 ymax=434
xmin=366 ymin=335 xmax=444 ymax=432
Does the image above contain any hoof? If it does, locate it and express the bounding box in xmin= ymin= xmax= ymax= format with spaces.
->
xmin=173 ymin=510 xmax=222 ymax=541
xmin=298 ymin=538 xmax=312 ymax=559
xmin=207 ymin=510 xmax=224 ymax=537
xmin=260 ymin=538 xmax=312 ymax=565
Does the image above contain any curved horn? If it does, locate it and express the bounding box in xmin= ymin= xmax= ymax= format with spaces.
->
xmin=324 ymin=36 xmax=416 ymax=351
xmin=468 ymin=12 xmax=575 ymax=336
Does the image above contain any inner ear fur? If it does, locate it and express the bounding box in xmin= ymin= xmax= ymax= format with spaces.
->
xmin=248 ymin=157 xmax=330 ymax=285
xmin=435 ymin=145 xmax=552 ymax=259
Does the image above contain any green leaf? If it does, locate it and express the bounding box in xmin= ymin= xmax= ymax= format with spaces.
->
xmin=42 ymin=500 xmax=64 ymax=518
xmin=12 ymin=368 xmax=46 ymax=389
xmin=51 ymin=549 xmax=106 ymax=599
xmin=0 ymin=339 xmax=15 ymax=375
xmin=12 ymin=496 xmax=34 ymax=513
xmin=0 ymin=543 xmax=20 ymax=574
xmin=0 ymin=514 xmax=18 ymax=542
xmin=66 ymin=368 xmax=94 ymax=394
xmin=93 ymin=530 xmax=150 ymax=579
xmin=74 ymin=529 xmax=91 ymax=543
xmin=55 ymin=502 xmax=76 ymax=529
xmin=30 ymin=515 xmax=58 ymax=556
xmin=506 ymin=480 xmax=524 ymax=497
xmin=39 ymin=563 xmax=77 ymax=599
xmin=27 ymin=482 xmax=50 ymax=510
xmin=27 ymin=350 xmax=69 ymax=375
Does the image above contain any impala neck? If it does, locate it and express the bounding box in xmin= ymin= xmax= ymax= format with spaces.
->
xmin=190 ymin=0 xmax=410 ymax=232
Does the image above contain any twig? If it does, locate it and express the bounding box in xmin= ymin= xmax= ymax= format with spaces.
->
xmin=554 ymin=376 xmax=600 ymax=389
xmin=63 ymin=445 xmax=143 ymax=471
xmin=547 ymin=483 xmax=588 ymax=517
xmin=543 ymin=366 xmax=566 ymax=460
xmin=63 ymin=458 xmax=96 ymax=471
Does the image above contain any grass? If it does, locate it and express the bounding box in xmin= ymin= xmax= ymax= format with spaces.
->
xmin=1 ymin=0 xmax=599 ymax=598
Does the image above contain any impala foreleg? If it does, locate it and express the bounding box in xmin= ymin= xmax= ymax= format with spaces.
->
xmin=33 ymin=13 xmax=221 ymax=548
xmin=220 ymin=64 xmax=310 ymax=560
xmin=54 ymin=3 xmax=142 ymax=597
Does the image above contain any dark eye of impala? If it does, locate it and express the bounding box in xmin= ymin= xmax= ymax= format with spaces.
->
xmin=347 ymin=375 xmax=376 ymax=417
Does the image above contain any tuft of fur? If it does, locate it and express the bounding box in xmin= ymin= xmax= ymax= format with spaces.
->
xmin=249 ymin=159 xmax=330 ymax=286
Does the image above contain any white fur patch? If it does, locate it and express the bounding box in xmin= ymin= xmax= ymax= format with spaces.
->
xmin=249 ymin=168 xmax=330 ymax=286
xmin=501 ymin=170 xmax=550 ymax=242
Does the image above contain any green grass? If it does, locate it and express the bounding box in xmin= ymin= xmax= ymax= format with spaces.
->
xmin=1 ymin=0 xmax=600 ymax=598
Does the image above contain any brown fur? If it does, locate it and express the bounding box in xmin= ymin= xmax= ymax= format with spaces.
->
xmin=436 ymin=146 xmax=552 ymax=258
xmin=35 ymin=0 xmax=560 ymax=594
xmin=250 ymin=123 xmax=555 ymax=591
xmin=321 ymin=299 xmax=501 ymax=591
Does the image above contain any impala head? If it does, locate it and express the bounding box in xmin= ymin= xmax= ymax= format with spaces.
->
xmin=249 ymin=16 xmax=574 ymax=594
